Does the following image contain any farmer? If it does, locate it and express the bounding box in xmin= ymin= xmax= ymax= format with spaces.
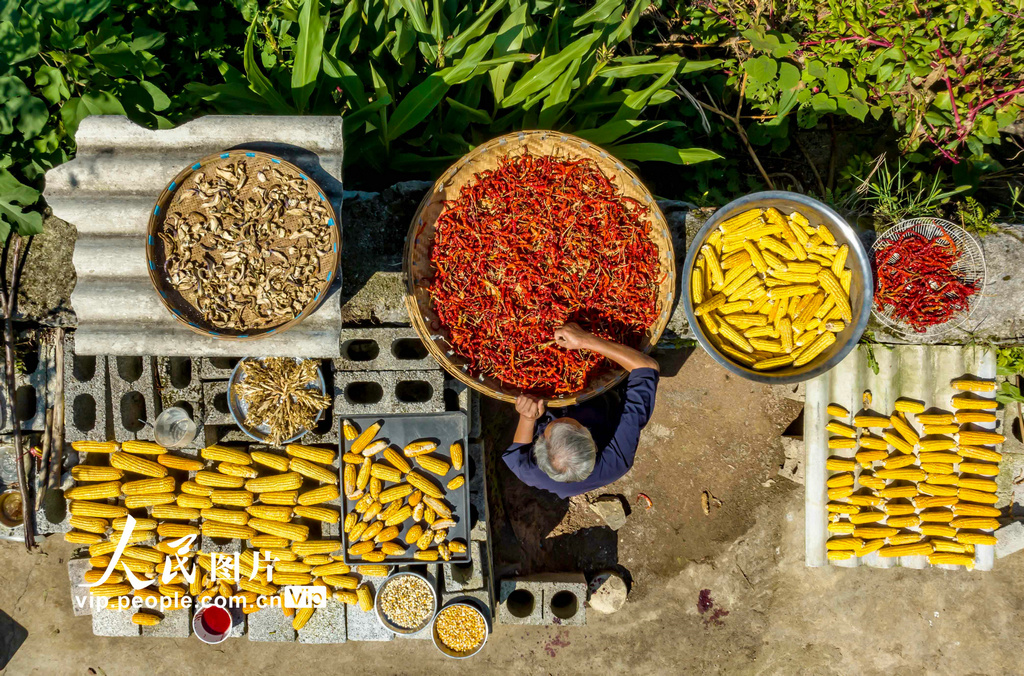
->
xmin=502 ymin=322 xmax=660 ymax=499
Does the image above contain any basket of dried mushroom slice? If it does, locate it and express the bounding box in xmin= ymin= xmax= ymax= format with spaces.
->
xmin=146 ymin=149 xmax=340 ymax=340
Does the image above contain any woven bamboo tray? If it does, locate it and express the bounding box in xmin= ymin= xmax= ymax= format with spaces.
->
xmin=403 ymin=131 xmax=676 ymax=406
xmin=145 ymin=150 xmax=340 ymax=340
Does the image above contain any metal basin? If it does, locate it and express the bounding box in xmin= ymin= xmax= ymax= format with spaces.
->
xmin=682 ymin=191 xmax=872 ymax=384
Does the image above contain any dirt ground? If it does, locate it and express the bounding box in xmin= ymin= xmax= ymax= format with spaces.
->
xmin=4 ymin=349 xmax=1024 ymax=675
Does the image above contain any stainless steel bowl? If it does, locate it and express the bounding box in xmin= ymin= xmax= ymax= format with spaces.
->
xmin=682 ymin=191 xmax=872 ymax=384
xmin=374 ymin=570 xmax=439 ymax=635
xmin=431 ymin=598 xmax=490 ymax=659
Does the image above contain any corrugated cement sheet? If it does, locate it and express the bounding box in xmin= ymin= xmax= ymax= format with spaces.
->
xmin=805 ymin=344 xmax=999 ymax=571
xmin=43 ymin=115 xmax=344 ymax=357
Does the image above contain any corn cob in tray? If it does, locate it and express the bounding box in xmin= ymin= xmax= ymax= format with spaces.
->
xmin=824 ymin=378 xmax=1004 ymax=570
xmin=65 ymin=436 xmax=463 ymax=626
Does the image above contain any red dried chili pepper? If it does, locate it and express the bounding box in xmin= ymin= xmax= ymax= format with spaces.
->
xmin=872 ymin=223 xmax=979 ymax=332
xmin=430 ymin=152 xmax=660 ymax=396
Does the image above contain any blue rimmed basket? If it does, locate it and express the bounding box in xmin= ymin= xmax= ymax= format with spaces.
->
xmin=145 ymin=150 xmax=340 ymax=340
xmin=402 ymin=131 xmax=676 ymax=407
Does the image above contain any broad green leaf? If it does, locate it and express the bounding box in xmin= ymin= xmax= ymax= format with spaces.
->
xmin=0 ymin=169 xmax=42 ymax=238
xmin=574 ymin=119 xmax=682 ymax=144
xmin=322 ymin=52 xmax=369 ymax=107
xmin=612 ymin=67 xmax=677 ymax=121
xmin=368 ymin=63 xmax=389 ymax=142
xmin=168 ymin=0 xmax=198 ymax=10
xmin=539 ymin=56 xmax=579 ymax=128
xmin=445 ymin=97 xmax=492 ymax=124
xmin=810 ymin=92 xmax=837 ymax=112
xmin=743 ymin=56 xmax=777 ymax=87
xmin=488 ymin=3 xmax=529 ymax=102
xmin=397 ymin=0 xmax=438 ymax=62
xmin=445 ymin=34 xmax=497 ymax=85
xmin=598 ymin=56 xmax=680 ymax=79
xmin=609 ymin=143 xmax=721 ymax=165
xmin=139 ymin=81 xmax=170 ymax=112
xmin=503 ymin=32 xmax=599 ymax=107
xmin=15 ymin=97 xmax=48 ymax=139
xmin=0 ymin=18 xmax=40 ymax=66
xmin=184 ymin=82 xmax=278 ymax=114
xmin=837 ymin=95 xmax=868 ymax=121
xmin=344 ymin=95 xmax=394 ymax=130
xmin=430 ymin=0 xmax=445 ymax=44
xmin=826 ymin=66 xmax=849 ymax=95
xmin=387 ymin=70 xmax=450 ymax=141
xmin=243 ymin=19 xmax=293 ymax=113
xmin=291 ymin=0 xmax=326 ymax=113
xmin=443 ymin=0 xmax=509 ymax=59
xmin=36 ymin=0 xmax=111 ymax=22
xmin=607 ymin=0 xmax=651 ymax=45
xmin=60 ymin=90 xmax=125 ymax=137
xmin=572 ymin=0 xmax=623 ymax=26
xmin=777 ymin=62 xmax=800 ymax=91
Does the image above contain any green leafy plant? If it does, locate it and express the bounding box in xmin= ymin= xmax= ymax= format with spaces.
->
xmin=955 ymin=195 xmax=1001 ymax=236
xmin=997 ymin=347 xmax=1024 ymax=376
xmin=862 ymin=159 xmax=968 ymax=228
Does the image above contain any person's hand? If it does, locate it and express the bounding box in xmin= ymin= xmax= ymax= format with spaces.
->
xmin=515 ymin=394 xmax=546 ymax=421
xmin=553 ymin=322 xmax=594 ymax=350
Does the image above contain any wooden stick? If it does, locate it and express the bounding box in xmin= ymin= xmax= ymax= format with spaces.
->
xmin=49 ymin=327 xmax=64 ymax=497
xmin=35 ymin=408 xmax=52 ymax=511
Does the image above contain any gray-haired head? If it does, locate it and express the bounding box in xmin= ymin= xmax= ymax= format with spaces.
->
xmin=534 ymin=422 xmax=597 ymax=483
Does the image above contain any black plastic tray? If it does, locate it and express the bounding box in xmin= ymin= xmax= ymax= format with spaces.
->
xmin=339 ymin=412 xmax=470 ymax=566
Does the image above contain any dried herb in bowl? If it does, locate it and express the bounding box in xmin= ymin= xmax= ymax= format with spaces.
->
xmin=430 ymin=152 xmax=661 ymax=396
xmin=233 ymin=358 xmax=329 ymax=445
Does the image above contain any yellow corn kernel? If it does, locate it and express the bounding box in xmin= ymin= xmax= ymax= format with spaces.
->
xmin=71 ymin=465 xmax=125 ymax=482
xmin=70 ymin=501 xmax=128 ymax=519
xmin=826 ymin=473 xmax=854 ymax=488
xmin=298 ymin=485 xmax=340 ymax=506
xmin=849 ymin=511 xmax=885 ymax=525
xmin=875 ymin=486 xmax=917 ymax=499
xmin=959 ymin=462 xmax=999 ymax=477
xmin=294 ymin=506 xmax=339 ymax=523
xmin=244 ymin=472 xmax=303 ymax=494
xmin=201 ymin=522 xmax=257 ymax=539
xmin=854 ymin=450 xmax=887 ymax=467
xmin=883 ymin=453 xmax=917 ymax=470
xmin=952 ymin=395 xmax=997 ymax=410
xmin=878 ymin=542 xmax=933 ymax=558
xmin=919 ymin=483 xmax=958 ymax=497
xmin=201 ymin=445 xmax=252 ymax=466
xmin=826 ymin=538 xmax=863 ymax=551
xmin=956 ymin=532 xmax=997 ymax=546
xmin=886 ymin=515 xmax=921 ymax=529
xmin=854 ymin=415 xmax=891 ymax=429
xmin=919 ymin=510 xmax=955 ymax=523
xmin=913 ymin=496 xmax=958 ymax=509
xmin=195 ymin=471 xmax=245 ymax=489
xmin=953 ymin=503 xmax=1000 ymax=517
xmin=251 ymin=451 xmax=290 ymax=472
xmin=958 ymin=488 xmax=998 ymax=504
xmin=858 ymin=474 xmax=886 ymax=491
xmin=882 ymin=503 xmax=916 ymax=516
xmin=875 ymin=468 xmax=926 ymax=481
xmin=181 ymin=481 xmax=214 ymax=497
xmin=249 ymin=517 xmax=309 ymax=542
xmin=917 ymin=413 xmax=955 ymax=425
xmin=156 ymin=523 xmax=201 ymax=538
xmin=124 ymin=493 xmax=176 ymax=509
xmin=825 ymin=458 xmax=856 ymax=472
xmin=121 ymin=440 xmax=166 ymax=455
xmin=854 ymin=526 xmax=898 ymax=539
xmin=261 ymin=490 xmax=298 ymax=506
xmin=890 ymin=414 xmax=920 ymax=445
xmin=290 ymin=540 xmax=341 ymax=557
xmin=71 ymin=441 xmax=119 ymax=454
xmin=65 ymin=481 xmax=122 ymax=501
xmin=826 ymin=421 xmax=856 ymax=438
xmin=955 ymin=410 xmax=997 ymax=424
xmin=209 ymin=490 xmax=255 ymax=507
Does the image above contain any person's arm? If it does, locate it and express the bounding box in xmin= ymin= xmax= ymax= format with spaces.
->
xmin=553 ymin=322 xmax=659 ymax=372
xmin=513 ymin=394 xmax=546 ymax=444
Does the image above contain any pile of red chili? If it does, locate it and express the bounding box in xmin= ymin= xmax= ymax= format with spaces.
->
xmin=430 ymin=152 xmax=661 ymax=396
xmin=873 ymin=223 xmax=979 ymax=332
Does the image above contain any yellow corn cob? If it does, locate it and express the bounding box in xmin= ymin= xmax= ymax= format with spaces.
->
xmin=855 ymin=539 xmax=886 ymax=557
xmin=369 ymin=477 xmax=383 ymax=503
xmin=849 ymin=511 xmax=885 ymax=525
xmin=353 ymin=583 xmax=373 ymax=611
xmin=951 ymin=378 xmax=996 ymax=392
xmin=447 ymin=440 xmax=465 ymax=472
xmin=360 ymin=550 xmax=387 ymax=563
xmin=238 ymin=579 xmax=278 ymax=596
xmin=89 ymin=582 xmax=133 ymax=598
xmin=926 ymin=474 xmax=960 ymax=485
xmin=84 ymin=569 xmax=124 ymax=584
xmin=120 ymin=440 xmax=166 ymax=456
xmin=828 ymin=438 xmax=856 ymax=450
xmin=65 ymin=530 xmax=104 ymax=544
xmin=65 ymin=481 xmax=122 ymax=501
xmin=826 ymin=404 xmax=849 ymax=418
xmin=847 ymin=495 xmax=884 ymax=507
xmin=378 ymin=484 xmax=413 ymax=504
xmin=853 ymin=526 xmax=898 ymax=539
xmin=71 ymin=465 xmax=124 ymax=482
xmin=826 ymin=538 xmax=863 ymax=551
xmin=176 ymin=494 xmax=212 ymax=509
xmin=294 ymin=506 xmax=339 ymax=523
xmin=70 ymin=501 xmax=128 ymax=519
xmin=312 ymin=561 xmax=351 ymax=577
xmin=827 ymin=550 xmax=854 ymax=561
xmin=958 ymin=488 xmax=998 ymax=504
xmin=195 ymin=471 xmax=245 ymax=489
xmin=348 ymin=541 xmax=373 ymax=556
xmin=157 ymin=523 xmax=201 ymax=538
xmin=952 ymin=395 xmax=997 ymax=410
xmin=124 ymin=493 xmax=176 ymax=509
xmin=405 ymin=524 xmax=425 ymax=544
xmin=917 ymin=452 xmax=961 ymax=464
xmin=249 ymin=517 xmax=309 ymax=542
xmin=384 ymin=506 xmax=413 ymax=526
xmin=880 ymin=432 xmax=913 ymax=455
xmin=359 ymin=439 xmax=388 ymax=458
xmin=261 ymin=490 xmax=298 ymax=506
xmin=246 ymin=505 xmax=294 ymax=522
xmin=356 ymin=458 xmax=372 ymax=491
xmin=886 ymin=515 xmax=921 ymax=529
xmin=201 ymin=445 xmax=252 ymax=465
xmin=919 ymin=510 xmax=955 ymax=523
xmin=343 ymin=512 xmax=358 ymax=534
xmin=826 ymin=473 xmax=854 ymax=488
xmin=914 ymin=496 xmax=958 ymax=509
xmin=414 ymin=455 xmax=451 ymax=477
xmin=250 ymin=451 xmax=290 ymax=472
xmin=882 ymin=503 xmax=915 ymax=516
xmin=343 ymin=463 xmax=357 ymax=496
xmin=825 ymin=458 xmax=856 ymax=472
xmin=359 ymin=521 xmax=384 ymax=542
xmin=250 ymin=535 xmax=288 ymax=549
xmin=304 ymin=554 xmax=334 ymax=566
xmin=890 ymin=414 xmax=920 ymax=445
xmin=951 ymin=517 xmax=999 ymax=530
xmin=917 ymin=413 xmax=955 ymax=425
xmin=960 ymin=462 xmax=999 ymax=477
xmin=322 ymin=574 xmax=359 ymax=589
xmin=354 ymin=494 xmax=374 ymax=513
xmin=412 ymin=549 xmax=438 ymax=562
xmin=71 ymin=440 xmax=119 ymax=454
xmin=920 ymin=524 xmax=957 ymax=538
xmin=151 ymin=505 xmax=200 ymax=520
xmin=283 ymin=443 xmax=336 ymax=466
xmin=201 ymin=507 xmax=249 ymax=525
xmin=921 ymin=463 xmax=954 ymax=475
xmin=113 ymin=516 xmax=156 ymax=531
xmin=919 ymin=438 xmax=958 ymax=453
xmin=335 ymin=590 xmax=359 ymax=605
xmin=446 ymin=476 xmax=465 ymax=491
xmin=955 ymin=532 xmax=997 ymax=545
xmin=959 ymin=446 xmax=1002 ymax=463
xmin=121 ymin=476 xmax=175 ymax=495
xmin=448 ymin=540 xmax=467 ymax=555
xmin=415 ymin=528 xmax=434 ymax=550
xmin=200 ymin=522 xmax=256 ymax=539
xmin=298 ymin=485 xmax=339 ymax=506
xmin=875 ymin=468 xmax=926 ymax=481
xmin=858 ymin=474 xmax=886 ymax=490
xmin=928 ymin=552 xmax=975 ymax=569
xmin=919 ymin=483 xmax=958 ymax=497
xmin=291 ymin=540 xmax=341 ymax=556
xmin=825 ymin=420 xmax=856 ymax=439
xmin=121 ymin=546 xmax=164 ymax=564
xmin=342 ymin=419 xmax=359 ymax=441
xmin=381 ymin=542 xmax=405 ymax=556
xmin=875 ymin=486 xmax=918 ymax=499
xmin=273 ymin=572 xmax=313 ymax=586
xmin=181 ymin=481 xmax=214 ymax=497
xmin=288 ymin=458 xmax=338 ymax=485
xmin=406 ymin=471 xmax=443 ymax=499
xmin=858 ymin=435 xmax=889 ymax=451
xmin=244 ymin=472 xmax=304 ymax=494
xmin=923 ymin=424 xmax=959 ymax=435
xmin=878 ymin=542 xmax=933 ymax=558
xmin=753 ymin=355 xmax=795 ymax=370
xmin=373 ymin=525 xmax=400 ymax=543
xmin=894 ymin=399 xmax=925 ymax=414
xmin=854 ymin=414 xmax=891 ymax=428
xmin=958 ymin=477 xmax=997 ymax=493
xmin=953 ymin=503 xmax=1000 ymax=517
xmin=955 ymin=411 xmax=997 ymax=424
xmin=933 ymin=541 xmax=973 ymax=554
xmin=349 ymin=421 xmax=382 ymax=455
xmin=218 ymin=462 xmax=259 ymax=479
xmin=210 ymin=490 xmax=255 ymax=507
xmin=883 ymin=454 xmax=917 ymax=470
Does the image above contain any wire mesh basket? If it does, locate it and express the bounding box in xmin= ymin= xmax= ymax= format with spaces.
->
xmin=871 ymin=218 xmax=986 ymax=339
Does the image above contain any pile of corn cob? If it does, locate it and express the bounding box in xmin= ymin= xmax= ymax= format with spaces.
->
xmin=691 ymin=207 xmax=853 ymax=371
xmin=824 ymin=378 xmax=1004 ymax=569
xmin=65 ymin=438 xmax=387 ymax=630
xmin=341 ymin=419 xmax=468 ymax=563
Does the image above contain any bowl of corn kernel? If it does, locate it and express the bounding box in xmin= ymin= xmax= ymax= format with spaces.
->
xmin=431 ymin=599 xmax=490 ymax=658
xmin=682 ymin=191 xmax=872 ymax=384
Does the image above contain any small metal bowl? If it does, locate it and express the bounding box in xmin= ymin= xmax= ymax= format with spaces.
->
xmin=374 ymin=571 xmax=439 ymax=635
xmin=227 ymin=358 xmax=326 ymax=444
xmin=431 ymin=598 xmax=491 ymax=659
xmin=0 ymin=490 xmax=24 ymax=528
xmin=682 ymin=191 xmax=872 ymax=384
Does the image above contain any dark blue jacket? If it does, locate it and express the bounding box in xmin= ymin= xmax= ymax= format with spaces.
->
xmin=501 ymin=367 xmax=659 ymax=498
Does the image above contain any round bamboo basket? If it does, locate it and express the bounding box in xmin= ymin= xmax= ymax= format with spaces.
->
xmin=145 ymin=150 xmax=340 ymax=340
xmin=403 ymin=131 xmax=676 ymax=406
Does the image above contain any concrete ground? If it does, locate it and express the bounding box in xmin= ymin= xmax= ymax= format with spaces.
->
xmin=3 ymin=350 xmax=1023 ymax=675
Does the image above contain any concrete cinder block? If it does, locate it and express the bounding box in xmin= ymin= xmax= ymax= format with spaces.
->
xmin=996 ymin=521 xmax=1024 ymax=558
xmin=497 ymin=578 xmax=544 ymax=625
xmin=68 ymin=557 xmax=94 ymax=617
xmin=298 ymin=597 xmax=347 ymax=644
xmin=333 ymin=369 xmax=445 ymax=416
xmin=0 ymin=335 xmax=51 ymax=433
xmin=443 ymin=540 xmax=485 ymax=592
xmin=198 ymin=357 xmax=241 ymax=381
xmin=248 ymin=604 xmax=296 ymax=642
xmin=107 ymin=355 xmax=159 ymax=441
xmin=202 ymin=380 xmax=234 ymax=426
xmin=345 ymin=606 xmax=393 ymax=641
xmin=204 ymin=426 xmax=254 ymax=446
xmin=534 ymin=573 xmax=587 ymax=626
xmin=442 ymin=590 xmax=492 ymax=620
xmin=201 ymin=536 xmax=244 ymax=557
xmin=142 ymin=607 xmax=192 ymax=638
xmin=445 ymin=378 xmax=482 ymax=440
xmin=337 ymin=327 xmax=438 ymax=372
xmin=63 ymin=334 xmax=109 ymax=442
xmin=92 ymin=606 xmax=141 ymax=637
xmin=156 ymin=356 xmax=205 ymax=447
